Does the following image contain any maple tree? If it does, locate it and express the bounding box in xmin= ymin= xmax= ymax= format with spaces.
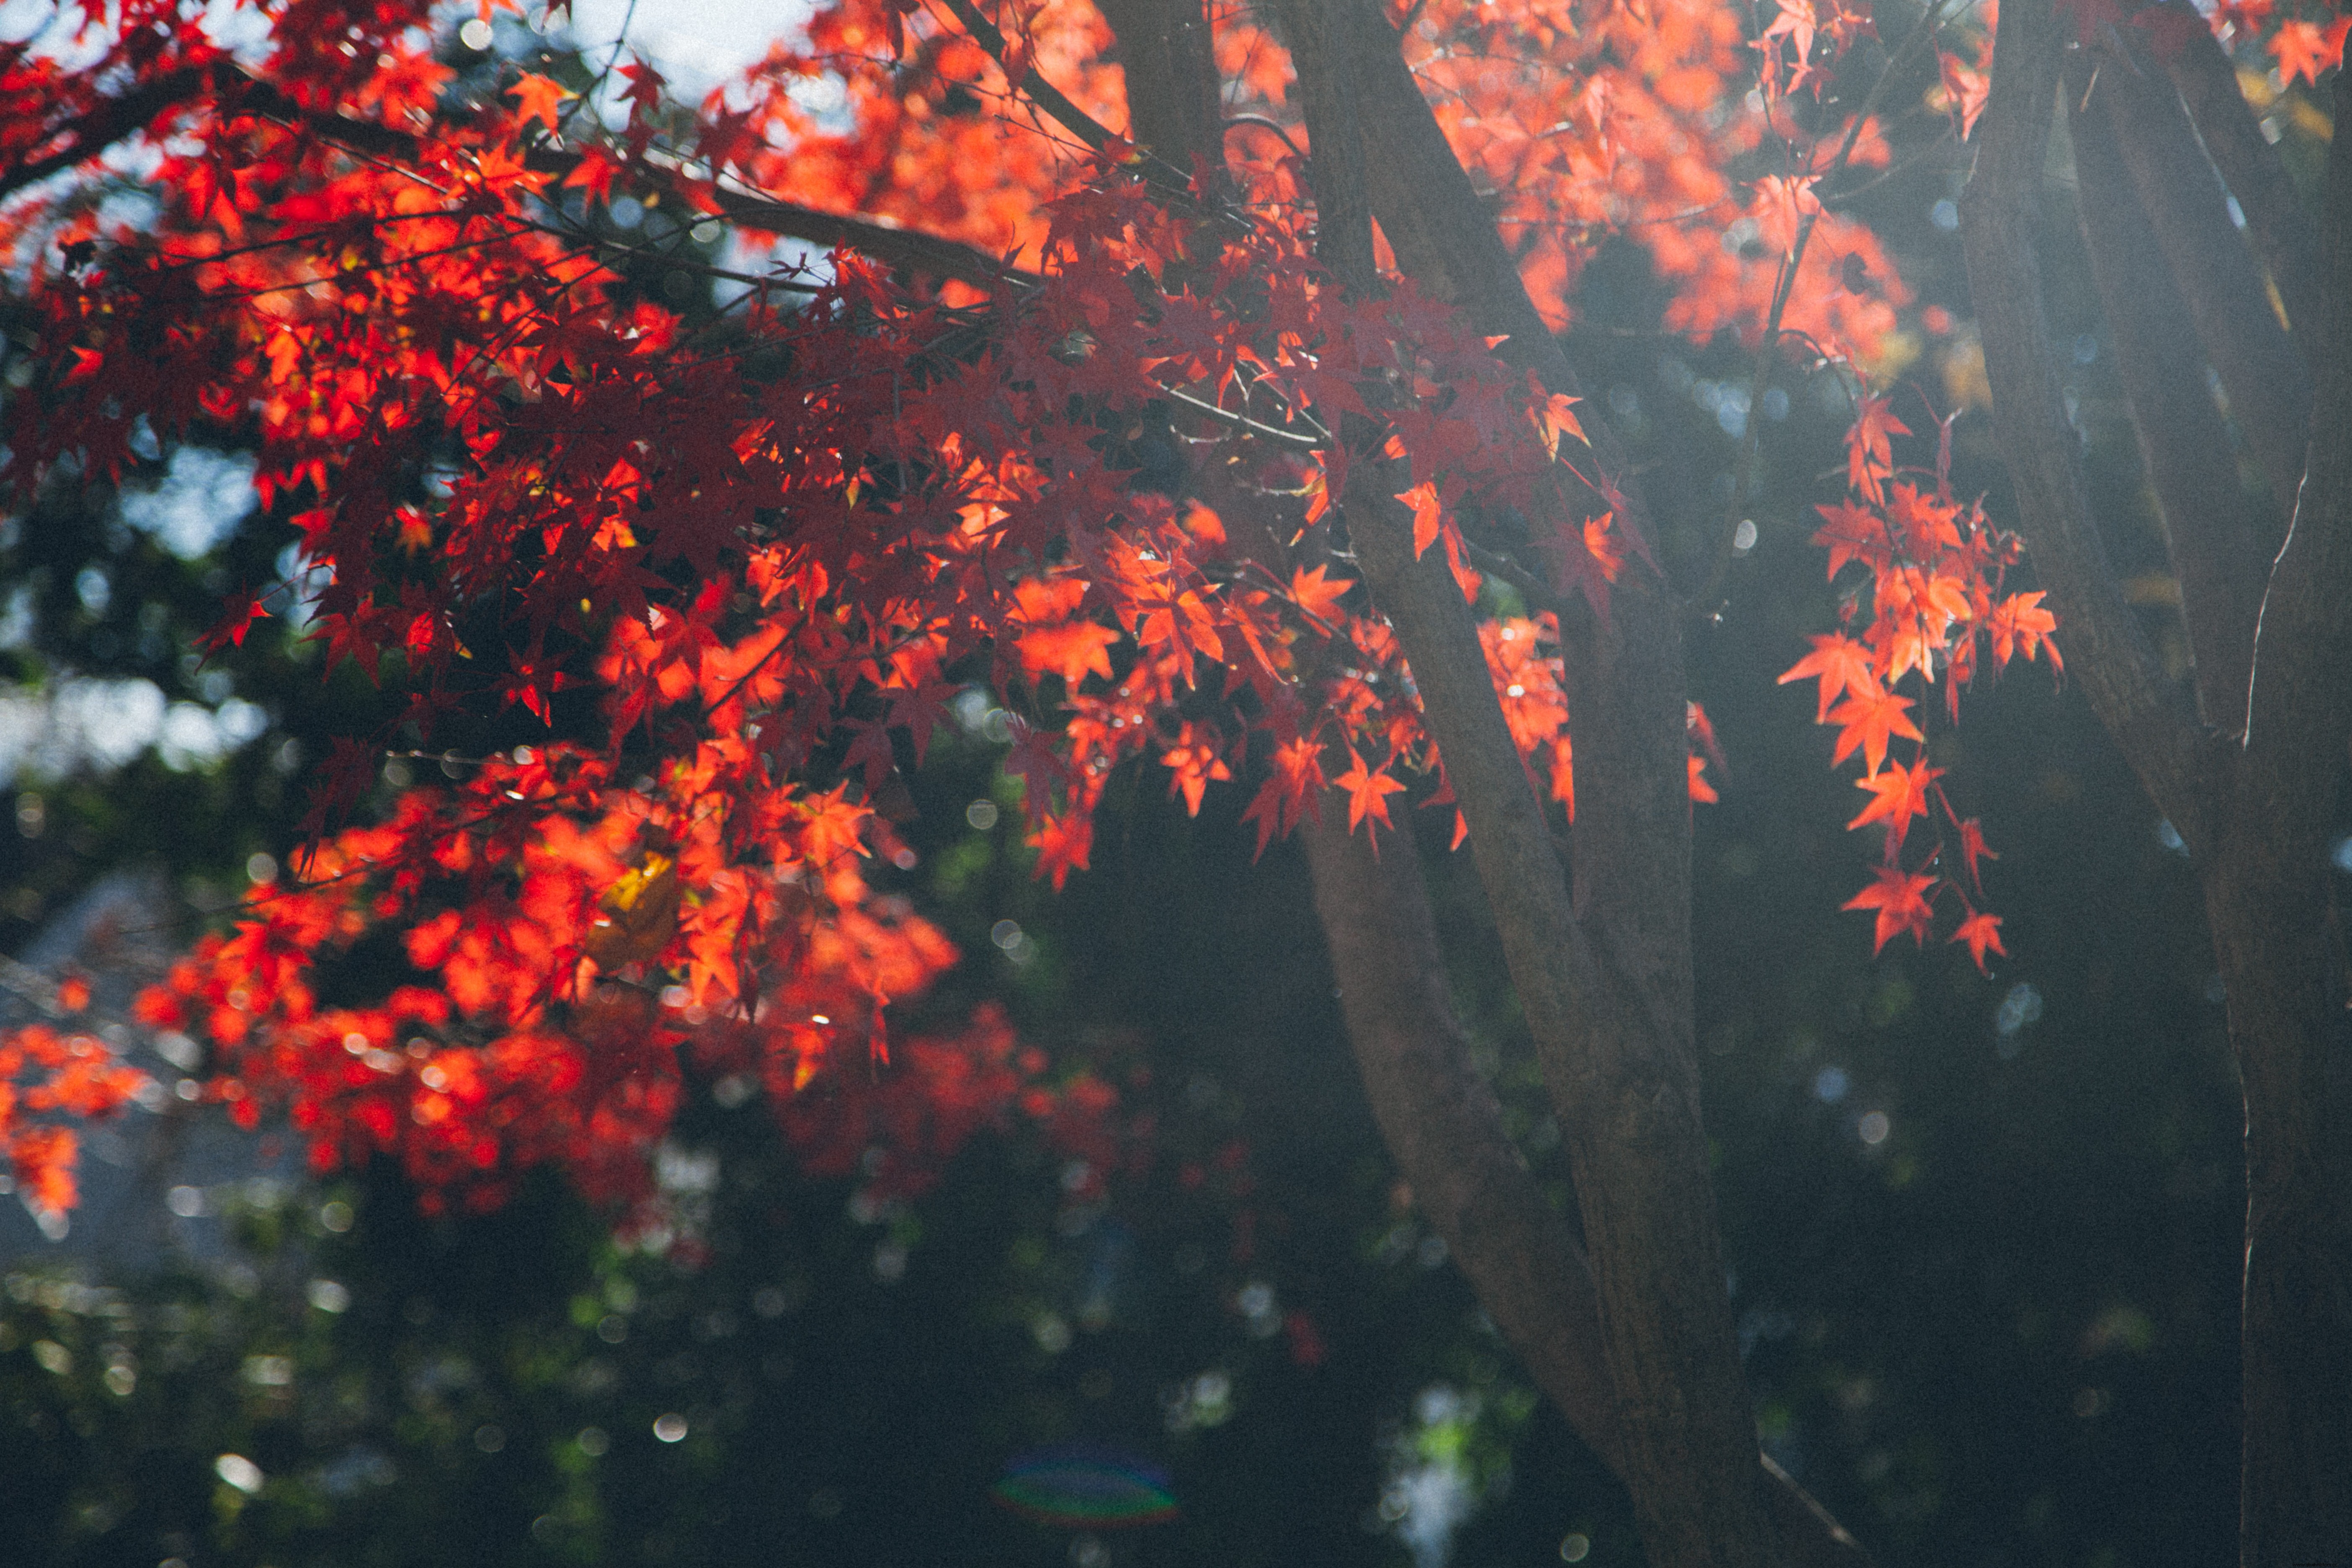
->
xmin=0 ymin=0 xmax=2344 ymax=1560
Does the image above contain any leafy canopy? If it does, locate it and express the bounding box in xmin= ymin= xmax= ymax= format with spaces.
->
xmin=0 ymin=0 xmax=2133 ymax=1224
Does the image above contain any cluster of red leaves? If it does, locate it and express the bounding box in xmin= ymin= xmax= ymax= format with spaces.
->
xmin=0 ymin=0 xmax=1637 ymax=1218
xmin=715 ymin=0 xmax=1911 ymax=349
xmin=1780 ymin=396 xmax=2059 ymax=966
xmin=0 ymin=1011 xmax=149 ymax=1220
xmin=0 ymin=0 xmax=2103 ymax=1215
xmin=119 ymin=748 xmax=1119 ymax=1218
xmin=2091 ymin=0 xmax=2349 ymax=86
xmin=1310 ymin=0 xmax=1905 ymax=351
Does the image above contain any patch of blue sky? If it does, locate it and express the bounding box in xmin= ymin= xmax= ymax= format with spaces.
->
xmin=119 ymin=447 xmax=258 ymax=561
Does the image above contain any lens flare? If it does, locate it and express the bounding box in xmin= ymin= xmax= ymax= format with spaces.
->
xmin=992 ymin=1445 xmax=1178 ymax=1527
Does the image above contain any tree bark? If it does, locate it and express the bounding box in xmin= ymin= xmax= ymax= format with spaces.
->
xmin=2217 ymin=54 xmax=2352 ymax=1564
xmin=2150 ymin=0 xmax=2326 ymax=365
xmin=1092 ymin=0 xmax=1224 ymax=188
xmin=1968 ymin=5 xmax=2352 ymax=1559
xmin=2092 ymin=33 xmax=2313 ymax=517
xmin=1958 ymin=0 xmax=2219 ymax=844
xmin=1265 ymin=12 xmax=1780 ymax=1559
xmin=1300 ymin=802 xmax=1874 ymax=1567
xmin=1077 ymin=0 xmax=1859 ymax=1558
xmin=2065 ymin=60 xmax=2274 ymax=733
xmin=1338 ymin=493 xmax=1779 ymax=1568
xmin=1300 ymin=805 xmax=1624 ymax=1458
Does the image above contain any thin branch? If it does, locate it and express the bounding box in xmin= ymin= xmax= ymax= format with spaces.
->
xmin=25 ymin=59 xmax=1034 ymax=294
xmin=1163 ymin=384 xmax=1327 ymax=447
xmin=0 ymin=64 xmax=212 ymax=203
xmin=1702 ymin=0 xmax=1957 ymax=615
xmin=924 ymin=0 xmax=1210 ymax=204
xmin=1221 ymin=112 xmax=1306 ymax=160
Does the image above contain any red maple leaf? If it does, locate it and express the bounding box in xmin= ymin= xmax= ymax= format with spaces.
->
xmin=1842 ymin=864 xmax=1938 ymax=952
xmin=2272 ymin=15 xmax=2350 ymax=85
xmin=1954 ymin=816 xmax=1999 ymax=894
xmin=1984 ymin=591 xmax=2061 ymax=671
xmin=1027 ymin=812 xmax=1094 ymax=891
xmin=1395 ymin=481 xmax=1444 ymax=559
xmin=196 ymin=588 xmax=271 ymax=660
xmin=1951 ymin=909 xmax=2006 ymax=969
xmin=1779 ymin=632 xmax=1878 ymax=720
xmin=507 ymin=71 xmax=572 ymax=132
xmin=1240 ymin=735 xmax=1328 ymax=858
xmin=1288 ymin=563 xmax=1353 ymax=624
xmin=1825 ymin=684 xmax=1924 ymax=776
xmin=1017 ymin=620 xmax=1121 ymax=688
xmin=1847 ymin=755 xmax=1942 ymax=852
xmin=562 ymin=144 xmax=625 ymax=204
xmin=1844 ymin=395 xmax=1911 ymax=505
xmin=1333 ymin=748 xmax=1408 ymax=836
xmin=1687 ymin=753 xmax=1719 ymax=804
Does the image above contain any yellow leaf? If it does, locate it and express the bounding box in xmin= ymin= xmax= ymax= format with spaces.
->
xmin=583 ymin=854 xmax=682 ymax=969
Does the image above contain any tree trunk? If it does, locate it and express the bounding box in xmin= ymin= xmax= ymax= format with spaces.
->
xmin=1299 ymin=801 xmax=1873 ymax=1567
xmin=1269 ymin=4 xmax=1781 ymax=1562
xmin=1966 ymin=7 xmax=2352 ymax=1558
xmin=1080 ymin=0 xmax=1862 ymax=1558
xmin=2218 ymin=58 xmax=2352 ymax=1560
xmin=2205 ymin=842 xmax=2352 ymax=1565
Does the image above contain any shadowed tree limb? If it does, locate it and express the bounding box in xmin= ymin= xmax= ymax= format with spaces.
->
xmin=1958 ymin=0 xmax=2218 ymax=846
xmin=1279 ymin=7 xmax=1783 ymax=1563
xmin=2245 ymin=55 xmax=2352 ymax=794
xmin=1270 ymin=0 xmax=1379 ymax=291
xmin=0 ymin=64 xmax=218 ymax=203
xmin=27 ymin=62 xmax=1037 ymax=289
xmin=2065 ymin=59 xmax=2274 ymax=734
xmin=1014 ymin=0 xmax=1871 ymax=1553
xmin=1342 ymin=488 xmax=1780 ymax=1568
xmin=1091 ymin=0 xmax=1224 ymax=189
xmin=2091 ymin=34 xmax=2313 ymax=516
xmin=2150 ymin=0 xmax=2326 ymax=364
xmin=1299 ymin=806 xmax=1623 ymax=1457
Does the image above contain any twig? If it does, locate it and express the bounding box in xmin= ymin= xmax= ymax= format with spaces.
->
xmin=1698 ymin=0 xmax=1957 ymax=616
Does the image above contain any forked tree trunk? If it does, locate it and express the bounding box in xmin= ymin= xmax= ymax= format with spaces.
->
xmin=1085 ymin=0 xmax=1859 ymax=1559
xmin=1963 ymin=5 xmax=2352 ymax=1559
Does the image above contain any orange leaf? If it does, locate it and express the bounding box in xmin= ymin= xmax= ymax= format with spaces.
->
xmin=507 ymin=72 xmax=573 ymax=132
xmin=1779 ymin=632 xmax=1877 ymax=721
xmin=1847 ymin=755 xmax=1942 ymax=851
xmin=1950 ymin=909 xmax=2006 ymax=969
xmin=1842 ymin=864 xmax=1937 ymax=953
xmin=1825 ymin=684 xmax=1924 ymax=776
xmin=1687 ymin=753 xmax=1718 ymax=804
xmin=2272 ymin=15 xmax=2349 ymax=86
xmin=1333 ymin=748 xmax=1407 ymax=836
xmin=1288 ymin=563 xmax=1352 ymax=624
xmin=1394 ymin=482 xmax=1443 ymax=560
xmin=1844 ymin=395 xmax=1910 ymax=505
